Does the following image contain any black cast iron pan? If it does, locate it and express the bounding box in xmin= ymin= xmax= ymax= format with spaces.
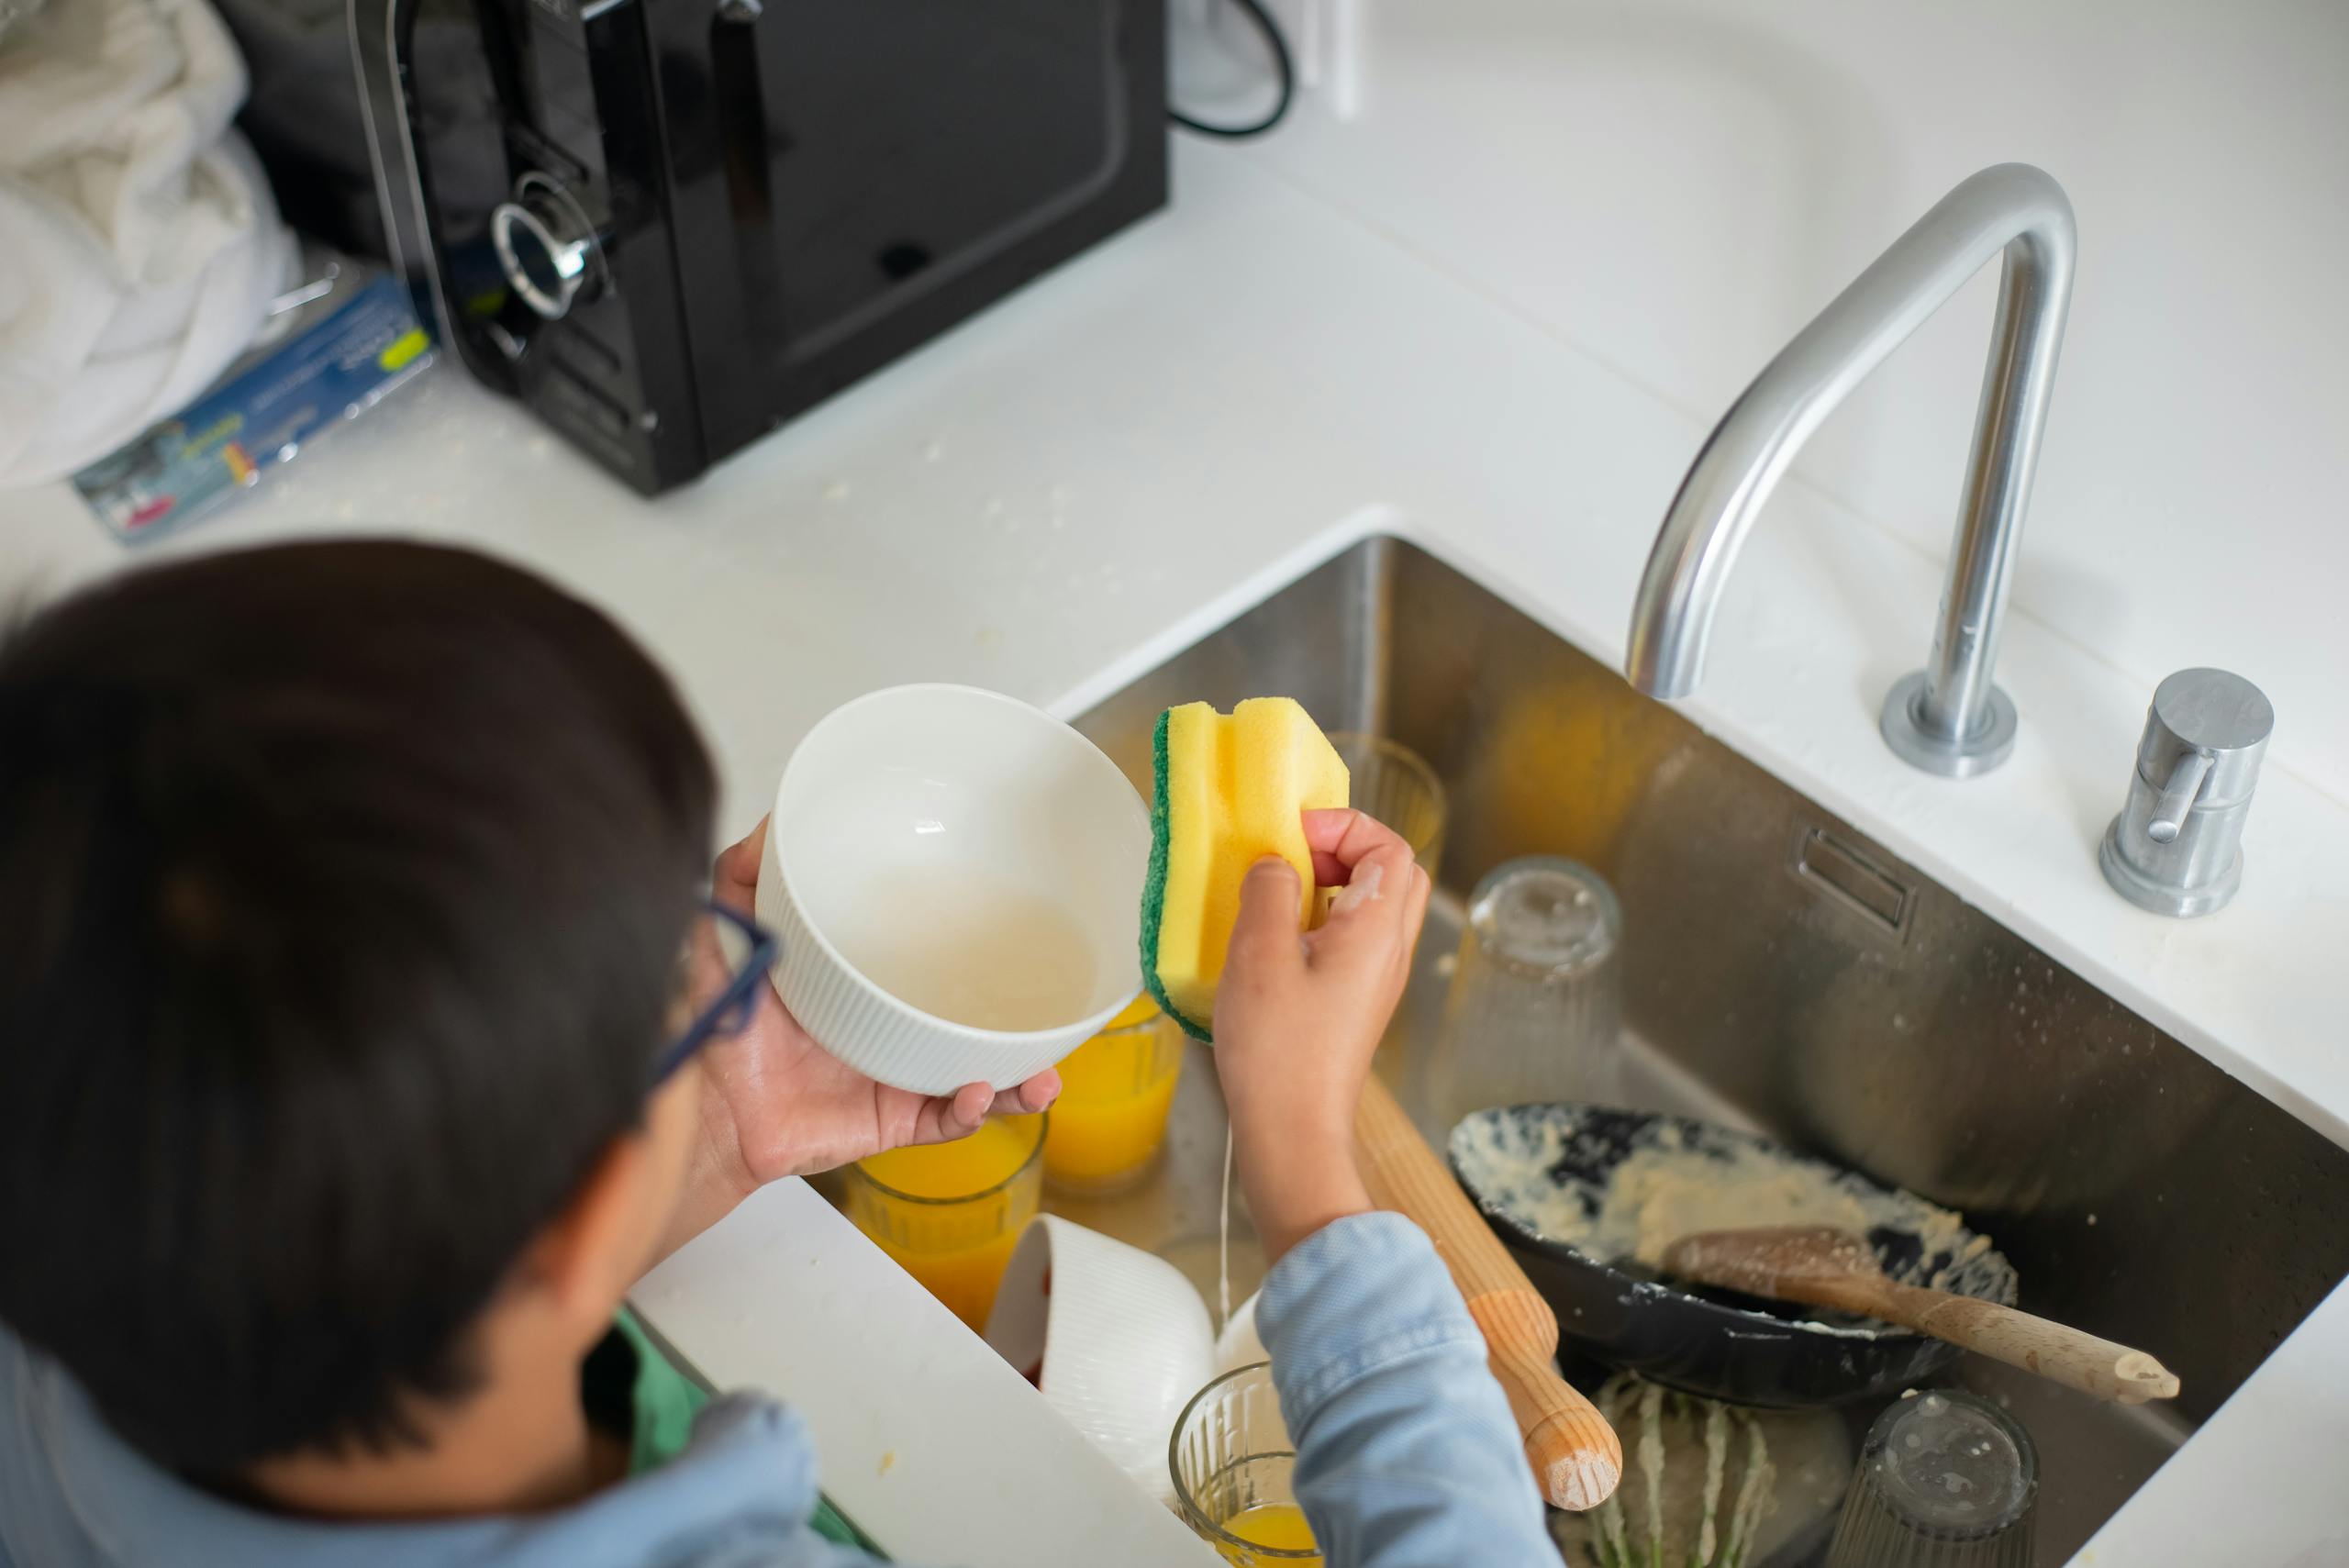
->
xmin=1448 ymin=1102 xmax=2019 ymax=1408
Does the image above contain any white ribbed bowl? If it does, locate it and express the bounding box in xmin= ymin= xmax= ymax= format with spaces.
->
xmin=984 ymin=1215 xmax=1216 ymax=1501
xmin=755 ymin=684 xmax=1149 ymax=1094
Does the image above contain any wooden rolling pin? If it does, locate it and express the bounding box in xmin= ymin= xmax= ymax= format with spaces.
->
xmin=1661 ymin=1225 xmax=2183 ymax=1406
xmin=1353 ymin=1073 xmax=1623 ymax=1509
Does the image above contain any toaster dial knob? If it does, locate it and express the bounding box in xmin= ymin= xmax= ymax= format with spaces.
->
xmin=491 ymin=173 xmax=603 ymax=321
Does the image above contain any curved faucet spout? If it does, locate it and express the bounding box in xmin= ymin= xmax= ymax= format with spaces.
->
xmin=1625 ymin=163 xmax=2076 ymax=777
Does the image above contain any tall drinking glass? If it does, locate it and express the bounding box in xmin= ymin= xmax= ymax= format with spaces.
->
xmin=843 ymin=1113 xmax=1047 ymax=1329
xmin=1327 ymin=732 xmax=1446 ymax=877
xmin=1429 ymin=856 xmax=1624 ymax=1128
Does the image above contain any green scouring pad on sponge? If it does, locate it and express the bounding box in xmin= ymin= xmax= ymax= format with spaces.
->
xmin=1139 ymin=698 xmax=1351 ymax=1040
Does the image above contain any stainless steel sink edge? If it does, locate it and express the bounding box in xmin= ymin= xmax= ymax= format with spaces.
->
xmin=1054 ymin=532 xmax=2349 ymax=1566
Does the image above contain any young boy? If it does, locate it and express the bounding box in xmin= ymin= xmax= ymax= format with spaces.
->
xmin=0 ymin=542 xmax=1554 ymax=1566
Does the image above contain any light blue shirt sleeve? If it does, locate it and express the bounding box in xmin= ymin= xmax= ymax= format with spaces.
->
xmin=1255 ymin=1211 xmax=1556 ymax=1568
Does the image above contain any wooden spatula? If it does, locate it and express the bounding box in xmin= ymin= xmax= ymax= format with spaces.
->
xmin=1353 ymin=1073 xmax=1624 ymax=1508
xmin=1659 ymin=1225 xmax=2180 ymax=1406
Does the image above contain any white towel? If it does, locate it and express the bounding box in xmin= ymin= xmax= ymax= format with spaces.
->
xmin=0 ymin=0 xmax=295 ymax=488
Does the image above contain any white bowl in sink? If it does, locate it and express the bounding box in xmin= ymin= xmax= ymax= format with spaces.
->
xmin=983 ymin=1214 xmax=1215 ymax=1502
xmin=754 ymin=684 xmax=1150 ymax=1093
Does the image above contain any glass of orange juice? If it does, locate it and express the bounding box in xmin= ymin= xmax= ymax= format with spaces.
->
xmin=1171 ymin=1362 xmax=1322 ymax=1566
xmin=1042 ymin=995 xmax=1185 ymax=1194
xmin=843 ymin=1112 xmax=1046 ymax=1330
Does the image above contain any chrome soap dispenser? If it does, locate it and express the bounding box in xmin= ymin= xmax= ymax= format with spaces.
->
xmin=2100 ymin=668 xmax=2273 ymax=917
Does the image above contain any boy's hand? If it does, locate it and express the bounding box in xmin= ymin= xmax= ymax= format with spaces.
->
xmin=1213 ymin=808 xmax=1431 ymax=1262
xmin=653 ymin=819 xmax=1060 ymax=1261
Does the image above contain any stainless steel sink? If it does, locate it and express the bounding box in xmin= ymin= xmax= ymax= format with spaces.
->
xmin=1051 ymin=534 xmax=2349 ymax=1564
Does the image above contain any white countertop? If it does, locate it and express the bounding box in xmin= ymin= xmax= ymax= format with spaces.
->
xmin=6 ymin=9 xmax=2347 ymax=1560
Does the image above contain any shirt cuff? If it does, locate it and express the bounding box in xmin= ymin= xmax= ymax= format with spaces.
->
xmin=1254 ymin=1210 xmax=1486 ymax=1430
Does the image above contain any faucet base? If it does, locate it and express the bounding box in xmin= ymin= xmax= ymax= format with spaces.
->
xmin=1880 ymin=671 xmax=2018 ymax=777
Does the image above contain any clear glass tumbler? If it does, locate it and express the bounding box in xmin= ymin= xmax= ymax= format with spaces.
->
xmin=1170 ymin=1362 xmax=1321 ymax=1565
xmin=1327 ymin=732 xmax=1447 ymax=879
xmin=1823 ymin=1389 xmax=2039 ymax=1568
xmin=1427 ymin=855 xmax=1624 ymax=1128
xmin=842 ymin=1112 xmax=1047 ymax=1330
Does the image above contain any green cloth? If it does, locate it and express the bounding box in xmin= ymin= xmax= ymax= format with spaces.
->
xmin=598 ymin=1308 xmax=880 ymax=1555
xmin=607 ymin=1308 xmax=706 ymax=1478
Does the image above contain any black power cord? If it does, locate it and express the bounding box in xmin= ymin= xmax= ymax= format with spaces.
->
xmin=1169 ymin=0 xmax=1295 ymax=139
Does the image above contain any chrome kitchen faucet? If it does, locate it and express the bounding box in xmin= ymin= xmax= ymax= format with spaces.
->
xmin=1625 ymin=163 xmax=2076 ymax=778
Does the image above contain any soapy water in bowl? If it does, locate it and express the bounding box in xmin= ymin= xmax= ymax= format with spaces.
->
xmin=828 ymin=870 xmax=1100 ymax=1031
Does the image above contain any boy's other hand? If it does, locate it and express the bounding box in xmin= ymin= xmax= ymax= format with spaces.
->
xmin=653 ymin=819 xmax=1060 ymax=1262
xmin=1212 ymin=808 xmax=1431 ymax=1262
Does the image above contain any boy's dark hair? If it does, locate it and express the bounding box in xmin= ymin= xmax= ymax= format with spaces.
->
xmin=0 ymin=541 xmax=715 ymax=1471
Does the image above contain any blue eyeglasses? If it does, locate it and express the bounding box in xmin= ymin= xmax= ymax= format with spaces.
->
xmin=651 ymin=899 xmax=780 ymax=1084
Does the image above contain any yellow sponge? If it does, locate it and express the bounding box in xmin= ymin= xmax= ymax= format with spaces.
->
xmin=1141 ymin=698 xmax=1350 ymax=1039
